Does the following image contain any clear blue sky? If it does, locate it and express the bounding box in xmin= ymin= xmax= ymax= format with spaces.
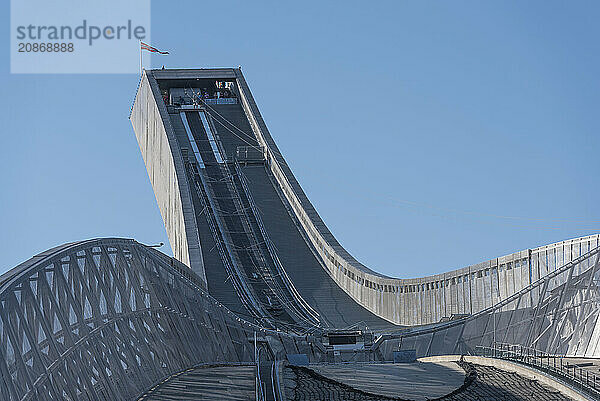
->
xmin=1 ymin=1 xmax=599 ymax=278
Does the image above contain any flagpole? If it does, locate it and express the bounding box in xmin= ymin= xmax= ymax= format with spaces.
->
xmin=139 ymin=40 xmax=142 ymax=74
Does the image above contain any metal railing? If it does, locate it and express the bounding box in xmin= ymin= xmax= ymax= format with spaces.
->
xmin=476 ymin=342 xmax=600 ymax=399
xmin=236 ymin=145 xmax=265 ymax=162
xmin=271 ymin=360 xmax=284 ymax=401
xmin=254 ymin=332 xmax=267 ymax=401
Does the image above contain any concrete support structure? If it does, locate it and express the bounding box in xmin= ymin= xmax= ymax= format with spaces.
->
xmin=130 ymin=72 xmax=206 ymax=287
xmin=131 ymin=68 xmax=600 ymax=328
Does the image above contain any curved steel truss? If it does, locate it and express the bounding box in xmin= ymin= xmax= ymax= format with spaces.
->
xmin=0 ymin=238 xmax=299 ymax=401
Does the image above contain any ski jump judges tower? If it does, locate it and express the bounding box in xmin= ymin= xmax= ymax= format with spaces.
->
xmin=0 ymin=67 xmax=598 ymax=400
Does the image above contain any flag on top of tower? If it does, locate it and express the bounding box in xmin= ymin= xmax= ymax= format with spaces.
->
xmin=140 ymin=41 xmax=169 ymax=54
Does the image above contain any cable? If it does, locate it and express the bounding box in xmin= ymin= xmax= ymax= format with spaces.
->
xmin=204 ymin=96 xmax=600 ymax=228
xmin=199 ymin=96 xmax=291 ymax=168
xmin=182 ymin=86 xmax=264 ymax=153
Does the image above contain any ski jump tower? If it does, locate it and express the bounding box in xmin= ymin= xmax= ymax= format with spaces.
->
xmin=131 ymin=67 xmax=600 ymax=347
xmin=0 ymin=67 xmax=598 ymax=401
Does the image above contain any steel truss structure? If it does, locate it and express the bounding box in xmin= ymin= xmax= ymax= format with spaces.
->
xmin=380 ymin=244 xmax=600 ymax=358
xmin=0 ymin=239 xmax=306 ymax=401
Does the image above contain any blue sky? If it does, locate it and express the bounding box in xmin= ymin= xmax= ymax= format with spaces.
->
xmin=1 ymin=1 xmax=599 ymax=278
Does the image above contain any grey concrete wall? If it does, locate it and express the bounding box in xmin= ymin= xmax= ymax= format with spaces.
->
xmin=130 ymin=71 xmax=206 ymax=287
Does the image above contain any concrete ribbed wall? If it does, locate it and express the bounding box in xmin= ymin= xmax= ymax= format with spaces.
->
xmin=130 ymin=71 xmax=206 ymax=287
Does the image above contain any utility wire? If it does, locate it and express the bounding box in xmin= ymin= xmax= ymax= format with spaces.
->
xmin=185 ymin=87 xmax=600 ymax=229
